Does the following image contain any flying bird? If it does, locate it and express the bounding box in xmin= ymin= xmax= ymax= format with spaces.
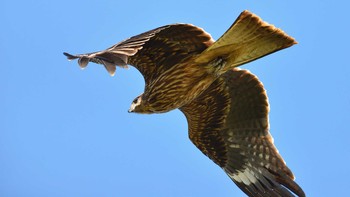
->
xmin=64 ymin=10 xmax=305 ymax=197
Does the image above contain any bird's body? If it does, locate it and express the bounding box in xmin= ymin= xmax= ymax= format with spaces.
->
xmin=131 ymin=57 xmax=219 ymax=113
xmin=64 ymin=10 xmax=305 ymax=197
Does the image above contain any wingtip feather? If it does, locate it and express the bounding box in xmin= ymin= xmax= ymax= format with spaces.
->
xmin=63 ymin=52 xmax=78 ymax=60
xmin=78 ymin=56 xmax=89 ymax=69
xmin=103 ymin=61 xmax=117 ymax=76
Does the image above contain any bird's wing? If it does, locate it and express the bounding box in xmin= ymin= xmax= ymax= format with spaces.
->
xmin=180 ymin=68 xmax=305 ymax=197
xmin=64 ymin=24 xmax=213 ymax=84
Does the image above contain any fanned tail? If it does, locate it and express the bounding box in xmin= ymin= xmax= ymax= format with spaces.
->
xmin=195 ymin=10 xmax=297 ymax=73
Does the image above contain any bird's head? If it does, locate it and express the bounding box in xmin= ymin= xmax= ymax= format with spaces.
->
xmin=128 ymin=94 xmax=153 ymax=114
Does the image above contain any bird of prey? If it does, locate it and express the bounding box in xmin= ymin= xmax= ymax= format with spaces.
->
xmin=64 ymin=10 xmax=305 ymax=197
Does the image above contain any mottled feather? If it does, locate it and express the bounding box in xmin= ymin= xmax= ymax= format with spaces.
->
xmin=64 ymin=24 xmax=213 ymax=80
xmin=181 ymin=69 xmax=305 ymax=197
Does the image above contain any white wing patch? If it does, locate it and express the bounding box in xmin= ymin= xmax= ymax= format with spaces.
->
xmin=227 ymin=167 xmax=258 ymax=185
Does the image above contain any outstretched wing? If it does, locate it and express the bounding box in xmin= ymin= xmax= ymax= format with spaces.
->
xmin=180 ymin=69 xmax=305 ymax=197
xmin=64 ymin=24 xmax=213 ymax=84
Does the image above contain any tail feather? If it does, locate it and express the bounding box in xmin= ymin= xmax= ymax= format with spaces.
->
xmin=194 ymin=10 xmax=297 ymax=72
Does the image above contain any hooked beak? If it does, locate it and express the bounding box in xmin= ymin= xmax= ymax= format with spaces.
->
xmin=128 ymin=105 xmax=135 ymax=113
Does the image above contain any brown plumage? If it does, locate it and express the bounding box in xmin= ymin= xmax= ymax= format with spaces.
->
xmin=64 ymin=10 xmax=305 ymax=197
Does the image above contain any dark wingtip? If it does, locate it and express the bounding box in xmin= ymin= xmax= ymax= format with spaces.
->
xmin=63 ymin=52 xmax=78 ymax=60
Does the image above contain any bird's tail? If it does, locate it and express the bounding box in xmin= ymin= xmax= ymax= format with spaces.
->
xmin=194 ymin=10 xmax=297 ymax=74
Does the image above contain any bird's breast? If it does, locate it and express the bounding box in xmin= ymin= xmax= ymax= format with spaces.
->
xmin=144 ymin=63 xmax=217 ymax=113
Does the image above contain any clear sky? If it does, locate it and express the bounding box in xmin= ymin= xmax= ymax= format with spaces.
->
xmin=1 ymin=0 xmax=349 ymax=196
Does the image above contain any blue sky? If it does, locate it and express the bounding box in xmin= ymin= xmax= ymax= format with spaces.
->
xmin=1 ymin=0 xmax=349 ymax=196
